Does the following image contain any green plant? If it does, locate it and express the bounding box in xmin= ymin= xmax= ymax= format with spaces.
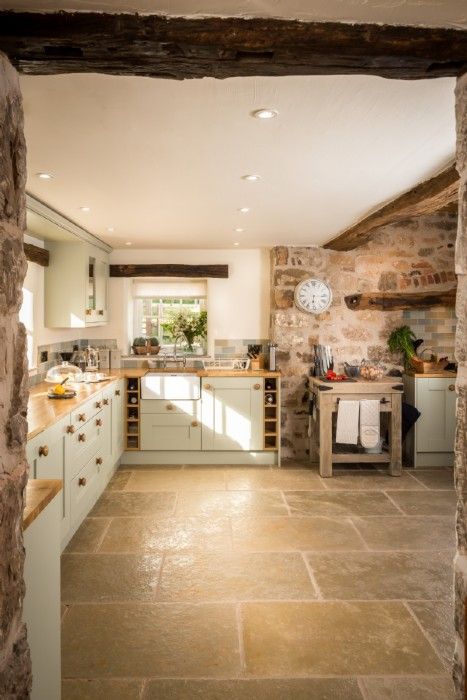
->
xmin=148 ymin=336 xmax=159 ymax=346
xmin=387 ymin=326 xmax=417 ymax=366
xmin=132 ymin=336 xmax=147 ymax=347
xmin=162 ymin=310 xmax=207 ymax=353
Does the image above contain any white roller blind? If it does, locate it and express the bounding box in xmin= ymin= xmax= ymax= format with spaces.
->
xmin=132 ymin=278 xmax=207 ymax=298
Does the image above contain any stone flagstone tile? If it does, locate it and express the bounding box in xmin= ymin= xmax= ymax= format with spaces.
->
xmin=409 ymin=600 xmax=455 ymax=669
xmin=386 ymin=490 xmax=456 ymax=515
xmin=62 ymin=679 xmax=143 ymax=700
xmin=232 ymin=516 xmax=365 ymax=552
xmin=176 ymin=490 xmax=288 ymax=517
xmin=323 ymin=470 xmax=424 ymax=491
xmin=157 ymin=551 xmax=317 ymax=602
xmin=62 ymin=603 xmax=240 ymax=678
xmin=90 ymin=491 xmax=176 ymax=517
xmin=351 ymin=516 xmax=455 ymax=551
xmin=99 ymin=516 xmax=231 ymax=554
xmin=105 ymin=470 xmax=132 ymax=491
xmin=143 ymin=678 xmax=364 ymax=699
xmin=410 ymin=469 xmax=455 ymax=491
xmin=306 ymin=550 xmax=453 ymax=600
xmin=225 ymin=468 xmax=325 ymax=491
xmin=360 ymin=676 xmax=456 ymax=699
xmin=61 ymin=553 xmax=162 ymax=603
xmin=64 ymin=518 xmax=111 ymax=553
xmin=241 ymin=601 xmax=444 ymax=676
xmin=125 ymin=468 xmax=226 ymax=492
xmin=285 ymin=490 xmax=399 ymax=516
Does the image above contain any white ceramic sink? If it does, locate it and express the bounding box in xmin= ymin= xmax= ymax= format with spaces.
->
xmin=141 ymin=373 xmax=201 ymax=400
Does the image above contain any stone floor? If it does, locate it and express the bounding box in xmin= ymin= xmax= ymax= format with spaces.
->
xmin=61 ymin=463 xmax=457 ymax=700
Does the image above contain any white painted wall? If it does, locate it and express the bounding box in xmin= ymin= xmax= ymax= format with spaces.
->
xmin=23 ymin=237 xmax=270 ymax=357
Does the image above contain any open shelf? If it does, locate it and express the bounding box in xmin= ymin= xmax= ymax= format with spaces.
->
xmin=125 ymin=377 xmax=141 ymax=450
xmin=263 ymin=377 xmax=280 ymax=451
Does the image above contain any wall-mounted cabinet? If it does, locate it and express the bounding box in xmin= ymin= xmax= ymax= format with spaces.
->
xmin=44 ymin=240 xmax=109 ymax=328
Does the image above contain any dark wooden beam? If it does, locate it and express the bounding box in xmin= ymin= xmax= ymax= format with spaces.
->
xmin=0 ymin=13 xmax=466 ymax=80
xmin=344 ymin=288 xmax=456 ymax=311
xmin=24 ymin=242 xmax=49 ymax=267
xmin=325 ymin=165 xmax=459 ymax=251
xmin=109 ymin=264 xmax=228 ymax=278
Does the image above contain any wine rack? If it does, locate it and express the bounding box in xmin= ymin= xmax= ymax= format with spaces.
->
xmin=125 ymin=377 xmax=140 ymax=450
xmin=264 ymin=376 xmax=280 ymax=450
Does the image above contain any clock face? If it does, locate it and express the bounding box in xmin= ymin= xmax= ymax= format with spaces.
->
xmin=294 ymin=278 xmax=332 ymax=314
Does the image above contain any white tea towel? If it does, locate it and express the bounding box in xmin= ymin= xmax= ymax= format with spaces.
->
xmin=335 ymin=400 xmax=359 ymax=445
xmin=359 ymin=399 xmax=380 ymax=449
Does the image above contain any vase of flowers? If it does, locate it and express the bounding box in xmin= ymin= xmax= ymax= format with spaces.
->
xmin=163 ymin=310 xmax=207 ymax=354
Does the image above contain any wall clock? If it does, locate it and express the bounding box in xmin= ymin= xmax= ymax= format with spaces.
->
xmin=294 ymin=278 xmax=332 ymax=314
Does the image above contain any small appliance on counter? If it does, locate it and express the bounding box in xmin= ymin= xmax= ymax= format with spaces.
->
xmin=268 ymin=342 xmax=277 ymax=371
xmin=98 ymin=348 xmax=110 ymax=369
xmin=110 ymin=349 xmax=122 ymax=369
xmin=85 ymin=345 xmax=99 ymax=371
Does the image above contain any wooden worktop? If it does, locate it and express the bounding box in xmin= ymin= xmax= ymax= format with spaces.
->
xmin=27 ymin=368 xmax=280 ymax=440
xmin=310 ymin=376 xmax=404 ymax=394
xmin=23 ymin=479 xmax=62 ymax=530
xmin=404 ymin=370 xmax=457 ymax=379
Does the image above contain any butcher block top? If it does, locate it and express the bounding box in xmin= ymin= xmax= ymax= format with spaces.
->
xmin=310 ymin=376 xmax=404 ymax=394
xmin=27 ymin=368 xmax=280 ymax=440
xmin=23 ymin=479 xmax=62 ymax=530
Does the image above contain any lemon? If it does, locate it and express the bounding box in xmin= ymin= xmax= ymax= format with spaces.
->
xmin=53 ymin=384 xmax=66 ymax=395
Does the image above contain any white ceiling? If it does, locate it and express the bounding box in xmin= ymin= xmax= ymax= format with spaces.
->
xmin=22 ymin=73 xmax=456 ymax=249
xmin=1 ymin=0 xmax=465 ymax=28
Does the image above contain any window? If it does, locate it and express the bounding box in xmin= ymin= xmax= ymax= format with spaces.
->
xmin=19 ymin=287 xmax=35 ymax=369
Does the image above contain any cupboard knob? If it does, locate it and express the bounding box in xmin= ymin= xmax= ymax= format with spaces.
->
xmin=98 ymin=309 xmax=104 ymax=316
xmin=38 ymin=445 xmax=49 ymax=457
xmin=103 ymin=398 xmax=109 ymax=405
xmin=166 ymin=404 xmax=174 ymax=411
xmin=66 ymin=425 xmax=75 ymax=434
xmin=85 ymin=309 xmax=92 ymax=316
xmin=78 ymin=433 xmax=86 ymax=442
xmin=191 ymin=420 xmax=199 ymax=427
xmin=96 ymin=457 xmax=103 ymax=465
xmin=115 ymin=390 xmax=121 ymax=396
xmin=78 ymin=413 xmax=86 ymax=422
xmin=204 ymin=384 xmax=212 ymax=390
xmin=78 ymin=477 xmax=87 ymax=487
xmin=253 ymin=383 xmax=261 ymax=390
xmin=95 ymin=401 xmax=102 ymax=408
xmin=449 ymin=384 xmax=455 ymax=391
xmin=96 ymin=418 xmax=102 ymax=426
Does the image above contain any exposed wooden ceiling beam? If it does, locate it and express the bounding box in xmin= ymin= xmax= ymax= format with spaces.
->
xmin=23 ymin=242 xmax=49 ymax=267
xmin=324 ymin=164 xmax=459 ymax=252
xmin=0 ymin=13 xmax=466 ymax=80
xmin=344 ymin=288 xmax=456 ymax=311
xmin=109 ymin=264 xmax=228 ymax=278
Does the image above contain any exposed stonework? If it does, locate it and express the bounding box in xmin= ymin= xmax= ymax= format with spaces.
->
xmin=454 ymin=70 xmax=467 ymax=700
xmin=0 ymin=52 xmax=31 ymax=698
xmin=270 ymin=214 xmax=457 ymax=460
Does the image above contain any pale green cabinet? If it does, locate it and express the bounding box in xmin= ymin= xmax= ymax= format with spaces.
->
xmin=201 ymin=377 xmax=264 ymax=451
xmin=403 ymin=374 xmax=457 ymax=467
xmin=140 ymin=399 xmax=201 ymax=450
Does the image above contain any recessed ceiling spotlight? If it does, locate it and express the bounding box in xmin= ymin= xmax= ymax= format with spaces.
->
xmin=233 ymin=242 xmax=240 ymax=247
xmin=235 ymin=228 xmax=244 ymax=233
xmin=238 ymin=207 xmax=250 ymax=213
xmin=79 ymin=206 xmax=91 ymax=212
xmin=36 ymin=172 xmax=53 ymax=180
xmin=107 ymin=227 xmax=115 ymax=232
xmin=125 ymin=241 xmax=132 ymax=246
xmin=242 ymin=174 xmax=261 ymax=182
xmin=252 ymin=108 xmax=278 ymax=120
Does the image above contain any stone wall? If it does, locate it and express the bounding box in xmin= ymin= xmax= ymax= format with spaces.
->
xmin=270 ymin=213 xmax=457 ymax=459
xmin=0 ymin=54 xmax=31 ymax=696
xmin=454 ymin=71 xmax=467 ymax=700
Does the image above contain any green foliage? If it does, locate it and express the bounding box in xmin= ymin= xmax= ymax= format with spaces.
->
xmin=132 ymin=336 xmax=147 ymax=347
xmin=162 ymin=310 xmax=207 ymax=352
xmin=388 ymin=325 xmax=417 ymax=364
xmin=148 ymin=336 xmax=160 ymax=346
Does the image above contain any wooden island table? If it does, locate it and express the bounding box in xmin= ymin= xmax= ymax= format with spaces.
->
xmin=310 ymin=376 xmax=403 ymax=478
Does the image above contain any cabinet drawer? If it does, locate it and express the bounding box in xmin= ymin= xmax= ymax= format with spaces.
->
xmin=70 ymin=393 xmax=104 ymax=429
xmin=140 ymin=413 xmax=201 ymax=451
xmin=66 ymin=413 xmax=103 ymax=478
xmin=141 ymin=399 xmax=200 ymax=417
xmin=70 ymin=452 xmax=103 ymax=526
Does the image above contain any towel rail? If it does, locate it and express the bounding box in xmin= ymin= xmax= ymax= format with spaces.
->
xmin=336 ymin=397 xmax=389 ymax=404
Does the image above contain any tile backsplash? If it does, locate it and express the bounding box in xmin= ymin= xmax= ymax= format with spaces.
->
xmin=214 ymin=338 xmax=269 ymax=357
xmin=30 ymin=338 xmax=117 ymax=386
xmin=403 ymin=307 xmax=456 ymax=360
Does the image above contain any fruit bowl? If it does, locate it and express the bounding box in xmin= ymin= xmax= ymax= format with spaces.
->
xmin=360 ymin=363 xmax=384 ymax=381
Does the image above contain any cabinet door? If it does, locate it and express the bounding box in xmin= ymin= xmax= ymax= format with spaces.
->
xmin=27 ymin=416 xmax=71 ymax=541
xmin=94 ymin=258 xmax=108 ymax=322
xmin=141 ymin=413 xmax=201 ymax=450
xmin=202 ymin=377 xmax=263 ymax=451
xmin=416 ymin=378 xmax=456 ymax=453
